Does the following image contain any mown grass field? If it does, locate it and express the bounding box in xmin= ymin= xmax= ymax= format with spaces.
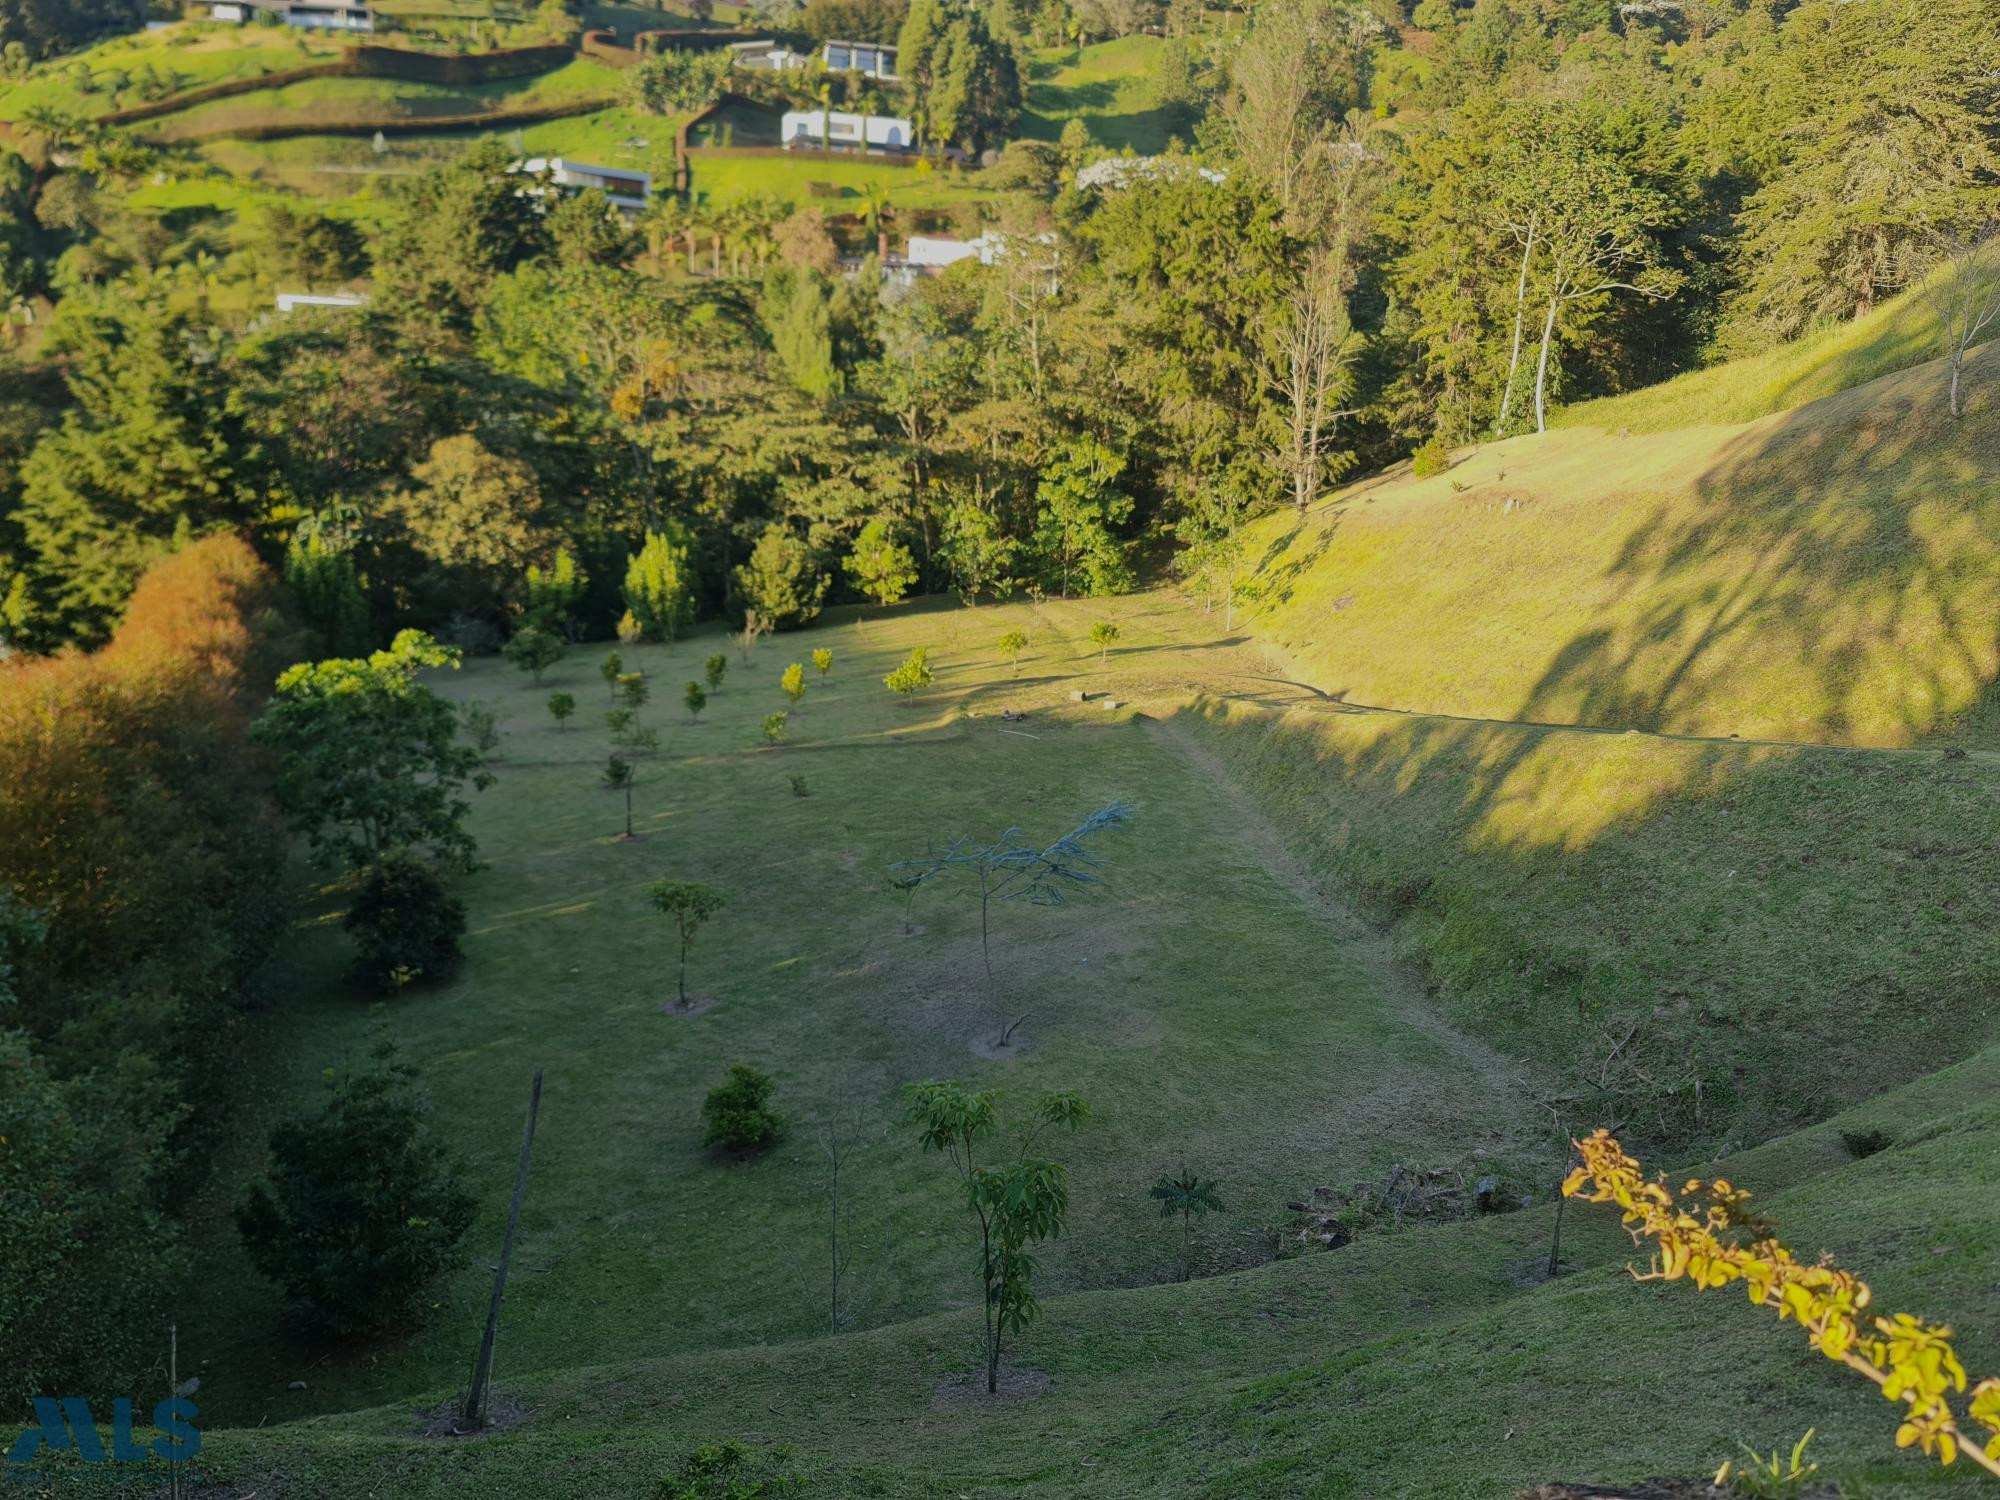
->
xmin=176 ymin=596 xmax=1553 ymax=1428
xmin=0 ymin=23 xmax=348 ymax=123
xmin=1019 ymin=36 xmax=1190 ymax=154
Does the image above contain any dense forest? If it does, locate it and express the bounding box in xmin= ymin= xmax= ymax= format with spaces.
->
xmin=0 ymin=0 xmax=1994 ymax=1409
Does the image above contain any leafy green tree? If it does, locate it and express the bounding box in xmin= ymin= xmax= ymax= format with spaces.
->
xmin=548 ymin=189 xmax=636 ymax=269
xmin=390 ymin=433 xmax=550 ymax=620
xmin=523 ymin=546 xmax=588 ymax=636
xmin=773 ymin=273 xmax=843 ymax=401
xmin=1149 ymin=1165 xmax=1226 ymax=1280
xmin=701 ymin=1063 xmax=785 ymax=1152
xmin=647 ymin=879 xmax=726 ymax=1007
xmin=617 ymin=672 xmax=651 ymax=712
xmin=548 ymin=690 xmax=577 ymax=729
xmin=845 ymin=516 xmax=919 ymax=609
xmin=761 ymin=710 xmax=789 ymax=745
xmin=504 ymin=623 xmax=566 ymax=685
xmin=999 ymin=628 xmax=1028 ymax=674
xmin=14 ymin=300 xmax=272 ymax=645
xmin=904 ymin=1081 xmax=1090 ymax=1394
xmin=600 ymin=648 xmax=624 ymax=700
xmin=1033 ymin=438 xmax=1134 ymax=596
xmin=812 ymin=646 xmax=833 ymax=677
xmin=684 ymin=679 xmax=708 ymax=723
xmin=624 ymin=525 xmax=698 ymax=643
xmin=884 ymin=645 xmax=935 ymax=697
xmin=626 ymin=46 xmax=733 ymax=114
xmin=929 ymin=9 xmax=1023 ymax=156
xmin=235 ymin=1039 xmax=477 ymax=1335
xmin=284 ymin=530 xmax=372 ymax=658
xmin=343 ymin=852 xmax=468 ymax=994
xmin=734 ymin=525 xmax=828 ymax=629
xmin=371 ymin=140 xmax=552 ymax=336
xmin=254 ymin=631 xmax=493 ymax=872
xmin=1090 ymin=620 xmax=1120 ymax=664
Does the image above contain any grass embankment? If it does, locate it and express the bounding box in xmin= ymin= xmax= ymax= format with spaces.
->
xmin=1018 ymin=36 xmax=1188 ymax=154
xmin=172 ymin=1042 xmax=2000 ymax=1497
xmin=1244 ymin=345 xmax=2000 ymax=748
xmin=138 ymin=56 xmax=620 ymax=142
xmin=0 ymin=24 xmax=349 ymax=123
xmin=176 ymin=598 xmax=1547 ymax=1426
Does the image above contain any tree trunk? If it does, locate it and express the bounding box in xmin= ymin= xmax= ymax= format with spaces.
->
xmin=1496 ymin=217 xmax=1536 ymax=436
xmin=463 ymin=1067 xmax=544 ymax=1430
xmin=1532 ymin=294 xmax=1559 ymax=434
xmin=678 ymin=939 xmax=689 ymax=1005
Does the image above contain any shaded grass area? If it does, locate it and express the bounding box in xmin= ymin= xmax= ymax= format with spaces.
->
xmin=177 ymin=598 xmax=1546 ymax=1427
xmin=178 ymin=1044 xmax=2000 ymax=1497
xmin=1243 ymin=345 xmax=2000 ymax=748
xmin=1177 ymin=693 xmax=2000 ymax=1146
xmin=689 ymin=151 xmax=1001 ymax=212
xmin=1018 ymin=36 xmax=1189 ymax=154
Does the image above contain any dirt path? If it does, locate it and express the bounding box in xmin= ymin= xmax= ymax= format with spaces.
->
xmin=1148 ymin=712 xmax=1541 ymax=1099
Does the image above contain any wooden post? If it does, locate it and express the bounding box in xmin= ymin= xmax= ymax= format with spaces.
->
xmin=463 ymin=1067 xmax=544 ymax=1431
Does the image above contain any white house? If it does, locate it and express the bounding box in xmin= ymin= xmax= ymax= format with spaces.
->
xmin=513 ymin=157 xmax=653 ymax=213
xmin=822 ymin=40 xmax=897 ymax=79
xmin=780 ymin=109 xmax=913 ymax=153
xmin=210 ymin=1 xmax=375 ymax=32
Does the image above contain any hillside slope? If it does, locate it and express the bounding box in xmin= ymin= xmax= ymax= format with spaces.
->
xmin=155 ymin=1045 xmax=2000 ymax=1499
xmin=1244 ymin=343 xmax=1999 ymax=749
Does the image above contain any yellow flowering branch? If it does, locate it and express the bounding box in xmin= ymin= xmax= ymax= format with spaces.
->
xmin=1563 ymin=1129 xmax=2000 ymax=1481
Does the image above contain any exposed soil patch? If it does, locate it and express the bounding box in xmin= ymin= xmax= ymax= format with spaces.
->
xmin=659 ymin=994 xmax=720 ymax=1019
xmin=969 ymin=1028 xmax=1033 ymax=1062
xmin=892 ymin=923 xmax=929 ymax=939
xmin=930 ymin=1365 xmax=1051 ymax=1410
xmin=417 ymin=1390 xmax=529 ymax=1439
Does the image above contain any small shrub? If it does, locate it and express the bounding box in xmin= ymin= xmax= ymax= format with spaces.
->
xmin=780 ymin=661 xmax=806 ymax=707
xmin=788 ymin=774 xmax=809 ymax=797
xmin=462 ymin=701 xmax=501 ymax=757
xmin=547 ymin=690 xmax=576 ymax=729
xmin=599 ymin=649 xmax=623 ymax=700
xmin=1411 ymin=436 xmax=1451 ymax=477
xmin=502 ymin=624 xmax=565 ymax=684
xmin=343 ymin=853 xmax=467 ymax=993
xmin=605 ymin=706 xmax=635 ymax=737
xmin=761 ymin=710 xmax=788 ymax=745
xmin=616 ymin=672 xmax=650 ymax=712
xmin=811 ymin=646 xmax=832 ymax=677
xmin=883 ymin=646 xmax=933 ymax=697
xmin=700 ymin=1063 xmax=784 ymax=1152
xmin=1090 ymin=620 xmax=1120 ymax=664
xmin=704 ymin=652 xmax=727 ymax=691
xmin=684 ymin=680 xmax=707 ymax=722
xmin=603 ymin=753 xmax=633 ymax=788
xmin=617 ymin=609 xmax=644 ymax=646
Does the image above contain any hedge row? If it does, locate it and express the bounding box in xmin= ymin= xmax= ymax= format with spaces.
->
xmin=581 ymin=28 xmax=640 ymax=68
xmin=101 ymin=42 xmax=577 ymax=126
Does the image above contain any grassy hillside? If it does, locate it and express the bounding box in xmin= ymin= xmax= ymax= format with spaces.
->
xmin=132 ymin=1043 xmax=2000 ymax=1498
xmin=1558 ymin=280 xmax=1947 ymax=435
xmin=170 ymin=598 xmax=1551 ymax=1427
xmin=0 ymin=26 xmax=350 ymax=124
xmin=1019 ymin=37 xmax=1190 ymax=154
xmin=1242 ymin=344 xmax=2000 ymax=749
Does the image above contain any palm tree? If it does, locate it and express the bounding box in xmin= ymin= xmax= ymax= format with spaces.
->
xmin=1149 ymin=1166 xmax=1226 ymax=1281
xmin=640 ymin=196 xmax=692 ymax=273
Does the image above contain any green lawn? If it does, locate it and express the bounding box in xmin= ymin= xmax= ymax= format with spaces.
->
xmin=688 ymin=150 xmax=1001 ymax=213
xmin=1018 ymin=36 xmax=1191 ymax=154
xmin=139 ymin=56 xmax=621 ymax=142
xmin=0 ymin=22 xmax=349 ymax=123
xmin=177 ymin=595 xmax=1551 ymax=1427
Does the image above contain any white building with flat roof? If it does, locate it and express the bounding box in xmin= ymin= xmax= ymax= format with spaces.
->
xmin=822 ymin=40 xmax=897 ymax=79
xmin=781 ymin=109 xmax=913 ymax=153
xmin=211 ymin=1 xmax=375 ymax=31
xmin=514 ymin=157 xmax=653 ymax=212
